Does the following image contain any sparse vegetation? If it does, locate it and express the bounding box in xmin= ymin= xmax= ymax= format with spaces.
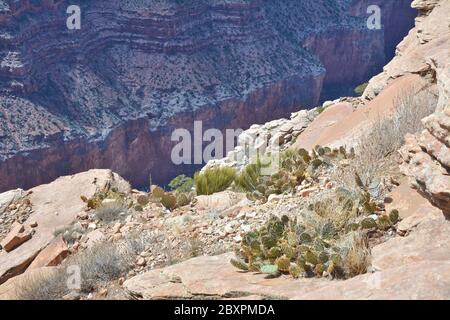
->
xmin=194 ymin=167 xmax=237 ymax=195
xmin=236 ymin=146 xmax=353 ymax=202
xmin=94 ymin=201 xmax=128 ymax=223
xmin=231 ymin=173 xmax=398 ymax=280
xmin=354 ymin=82 xmax=368 ymax=96
xmin=339 ymin=89 xmax=437 ymax=189
xmin=150 ymin=185 xmax=195 ymax=211
xmin=81 ymin=185 xmax=129 ymax=210
xmin=54 ymin=223 xmax=86 ymax=245
xmin=16 ymin=234 xmax=147 ymax=300
xmin=168 ymin=174 xmax=194 ymax=193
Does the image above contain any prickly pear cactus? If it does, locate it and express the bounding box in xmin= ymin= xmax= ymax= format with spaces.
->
xmin=230 ymin=147 xmax=401 ymax=281
xmin=161 ymin=192 xmax=177 ymax=211
xmin=152 ymin=186 xmax=165 ymax=199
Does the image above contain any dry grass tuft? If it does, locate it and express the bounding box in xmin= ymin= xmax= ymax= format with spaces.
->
xmin=94 ymin=201 xmax=128 ymax=223
xmin=16 ymin=233 xmax=149 ymax=300
xmin=337 ymin=89 xmax=437 ymax=190
xmin=337 ymin=231 xmax=371 ymax=277
xmin=194 ymin=167 xmax=237 ymax=195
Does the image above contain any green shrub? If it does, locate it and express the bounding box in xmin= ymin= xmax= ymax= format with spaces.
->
xmin=161 ymin=193 xmax=177 ymax=211
xmin=234 ymin=163 xmax=263 ymax=192
xmin=168 ymin=174 xmax=194 ymax=193
xmin=354 ymin=82 xmax=368 ymax=96
xmin=194 ymin=167 xmax=237 ymax=195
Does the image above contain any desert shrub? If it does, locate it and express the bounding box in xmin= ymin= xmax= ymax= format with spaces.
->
xmin=354 ymin=82 xmax=368 ymax=96
xmin=94 ymin=201 xmax=128 ymax=223
xmin=160 ymin=192 xmax=177 ymax=211
xmin=181 ymin=235 xmax=203 ymax=259
xmin=230 ymin=214 xmax=372 ymax=279
xmin=15 ymin=269 xmax=70 ymax=300
xmin=149 ymin=184 xmax=194 ymax=211
xmin=338 ymin=89 xmax=438 ymax=189
xmin=234 ymin=162 xmax=263 ymax=192
xmin=194 ymin=167 xmax=237 ymax=195
xmin=174 ymin=191 xmax=195 ymax=208
xmin=168 ymin=174 xmax=194 ymax=193
xmin=54 ymin=223 xmax=85 ymax=244
xmin=336 ymin=232 xmax=371 ymax=277
xmin=136 ymin=194 xmax=149 ymax=206
xmin=16 ymin=234 xmax=149 ymax=299
xmin=151 ymin=186 xmax=166 ymax=198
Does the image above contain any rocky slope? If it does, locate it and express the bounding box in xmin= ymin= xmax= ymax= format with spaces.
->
xmin=2 ymin=0 xmax=449 ymax=301
xmin=0 ymin=0 xmax=415 ymax=192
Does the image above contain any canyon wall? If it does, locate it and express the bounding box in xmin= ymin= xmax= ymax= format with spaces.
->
xmin=0 ymin=0 xmax=416 ymax=191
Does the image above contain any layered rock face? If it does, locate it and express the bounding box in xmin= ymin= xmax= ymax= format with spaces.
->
xmin=0 ymin=0 xmax=415 ymax=191
xmin=399 ymin=65 xmax=450 ymax=217
xmin=394 ymin=0 xmax=450 ymax=218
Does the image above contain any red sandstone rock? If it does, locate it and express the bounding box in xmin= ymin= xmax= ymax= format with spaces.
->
xmin=0 ymin=170 xmax=130 ymax=285
xmin=0 ymin=222 xmax=32 ymax=253
xmin=28 ymin=235 xmax=69 ymax=270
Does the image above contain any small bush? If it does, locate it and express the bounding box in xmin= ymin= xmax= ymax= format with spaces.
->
xmin=54 ymin=223 xmax=85 ymax=244
xmin=338 ymin=89 xmax=437 ymax=189
xmin=161 ymin=193 xmax=177 ymax=211
xmin=354 ymin=82 xmax=368 ymax=96
xmin=16 ymin=234 xmax=149 ymax=299
xmin=337 ymin=231 xmax=371 ymax=277
xmin=168 ymin=175 xmax=194 ymax=193
xmin=15 ymin=269 xmax=69 ymax=300
xmin=234 ymin=163 xmax=262 ymax=192
xmin=81 ymin=185 xmax=128 ymax=210
xmin=94 ymin=201 xmax=128 ymax=223
xmin=194 ymin=167 xmax=237 ymax=195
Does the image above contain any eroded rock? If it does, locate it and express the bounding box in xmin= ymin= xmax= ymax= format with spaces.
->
xmin=0 ymin=222 xmax=32 ymax=252
xmin=0 ymin=169 xmax=130 ymax=285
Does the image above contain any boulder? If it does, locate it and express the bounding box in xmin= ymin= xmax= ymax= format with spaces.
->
xmin=372 ymin=213 xmax=450 ymax=270
xmin=195 ymin=191 xmax=246 ymax=212
xmin=124 ymin=250 xmax=450 ymax=300
xmin=0 ymin=222 xmax=32 ymax=252
xmin=0 ymin=189 xmax=25 ymax=215
xmin=0 ymin=169 xmax=130 ymax=285
xmin=292 ymin=261 xmax=450 ymax=300
xmin=399 ymin=106 xmax=450 ymax=217
xmin=28 ymin=235 xmax=69 ymax=269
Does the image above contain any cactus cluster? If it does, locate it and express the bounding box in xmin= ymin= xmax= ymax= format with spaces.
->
xmin=231 ymin=189 xmax=400 ymax=279
xmin=81 ymin=185 xmax=129 ymax=210
xmin=230 ymin=214 xmax=349 ymax=279
xmin=236 ymin=146 xmax=353 ymax=202
xmin=150 ymin=187 xmax=194 ymax=211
